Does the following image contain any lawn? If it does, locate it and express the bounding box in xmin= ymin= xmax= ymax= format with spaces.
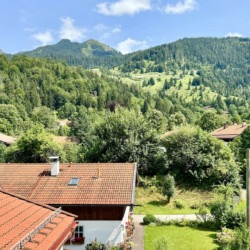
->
xmin=144 ymin=225 xmax=219 ymax=250
xmin=134 ymin=187 xmax=216 ymax=215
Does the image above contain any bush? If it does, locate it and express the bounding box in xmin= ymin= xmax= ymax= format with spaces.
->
xmin=222 ymin=210 xmax=245 ymax=229
xmin=217 ymin=227 xmax=236 ymax=249
xmin=174 ymin=199 xmax=185 ymax=209
xmin=217 ymin=225 xmax=250 ymax=250
xmin=196 ymin=206 xmax=210 ymax=222
xmin=210 ymin=201 xmax=246 ymax=229
xmin=162 ymin=174 xmax=175 ymax=203
xmin=86 ymin=240 xmax=105 ymax=250
xmin=143 ymin=214 xmax=157 ymax=225
xmin=154 ymin=237 xmax=170 ymax=250
xmin=190 ymin=203 xmax=201 ymax=209
xmin=231 ymin=225 xmax=250 ymax=250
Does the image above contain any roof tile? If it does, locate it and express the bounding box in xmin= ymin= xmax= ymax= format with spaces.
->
xmin=0 ymin=190 xmax=76 ymax=249
xmin=211 ymin=124 xmax=248 ymax=139
xmin=0 ymin=163 xmax=136 ymax=205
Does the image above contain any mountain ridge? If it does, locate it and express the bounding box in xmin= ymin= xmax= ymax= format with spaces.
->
xmin=18 ymin=38 xmax=124 ymax=68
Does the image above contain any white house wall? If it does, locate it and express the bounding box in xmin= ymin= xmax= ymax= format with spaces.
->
xmin=64 ymin=206 xmax=131 ymax=250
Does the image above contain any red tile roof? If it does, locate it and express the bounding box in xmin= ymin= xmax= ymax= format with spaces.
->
xmin=0 ymin=163 xmax=136 ymax=205
xmin=211 ymin=124 xmax=248 ymax=140
xmin=0 ymin=189 xmax=77 ymax=250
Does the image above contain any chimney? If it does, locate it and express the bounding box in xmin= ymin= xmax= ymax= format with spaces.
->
xmin=224 ymin=122 xmax=229 ymax=129
xmin=243 ymin=119 xmax=247 ymax=127
xmin=49 ymin=156 xmax=59 ymax=176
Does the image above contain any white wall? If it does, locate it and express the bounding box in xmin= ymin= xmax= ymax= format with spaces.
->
xmin=64 ymin=206 xmax=131 ymax=250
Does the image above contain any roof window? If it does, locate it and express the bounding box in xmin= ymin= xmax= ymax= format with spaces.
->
xmin=68 ymin=178 xmax=80 ymax=186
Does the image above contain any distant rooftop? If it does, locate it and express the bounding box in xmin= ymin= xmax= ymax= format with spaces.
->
xmin=211 ymin=123 xmax=248 ymax=141
xmin=0 ymin=133 xmax=16 ymax=146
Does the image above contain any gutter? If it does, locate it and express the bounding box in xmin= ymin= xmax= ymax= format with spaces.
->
xmin=131 ymin=162 xmax=137 ymax=206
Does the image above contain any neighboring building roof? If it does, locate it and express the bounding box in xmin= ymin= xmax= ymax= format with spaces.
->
xmin=211 ymin=123 xmax=248 ymax=140
xmin=0 ymin=133 xmax=16 ymax=146
xmin=0 ymin=189 xmax=77 ymax=250
xmin=0 ymin=163 xmax=136 ymax=205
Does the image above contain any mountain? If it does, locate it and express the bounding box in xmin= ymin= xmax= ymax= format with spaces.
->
xmin=19 ymin=39 xmax=124 ymax=68
xmin=117 ymin=37 xmax=250 ymax=99
xmin=2 ymin=37 xmax=250 ymax=140
xmin=12 ymin=37 xmax=250 ymax=114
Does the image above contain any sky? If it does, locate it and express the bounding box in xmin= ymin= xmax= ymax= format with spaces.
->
xmin=0 ymin=0 xmax=249 ymax=54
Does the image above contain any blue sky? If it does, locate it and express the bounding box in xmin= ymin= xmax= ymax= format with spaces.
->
xmin=0 ymin=0 xmax=249 ymax=54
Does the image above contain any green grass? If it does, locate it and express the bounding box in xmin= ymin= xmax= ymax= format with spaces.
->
xmin=235 ymin=200 xmax=246 ymax=212
xmin=145 ymin=225 xmax=219 ymax=250
xmin=134 ymin=187 xmax=216 ymax=215
xmin=110 ymin=66 xmax=220 ymax=102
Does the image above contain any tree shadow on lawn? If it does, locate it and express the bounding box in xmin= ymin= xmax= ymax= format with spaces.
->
xmin=147 ymin=199 xmax=168 ymax=206
xmin=208 ymin=233 xmax=220 ymax=249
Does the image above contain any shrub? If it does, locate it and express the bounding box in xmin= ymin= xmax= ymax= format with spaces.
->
xmin=222 ymin=210 xmax=245 ymax=229
xmin=154 ymin=237 xmax=170 ymax=250
xmin=139 ymin=176 xmax=160 ymax=188
xmin=210 ymin=201 xmax=246 ymax=229
xmin=231 ymin=225 xmax=250 ymax=250
xmin=162 ymin=174 xmax=175 ymax=203
xmin=217 ymin=225 xmax=250 ymax=250
xmin=217 ymin=227 xmax=236 ymax=249
xmin=149 ymin=222 xmax=157 ymax=227
xmin=196 ymin=205 xmax=210 ymax=222
xmin=86 ymin=240 xmax=105 ymax=250
xmin=174 ymin=199 xmax=185 ymax=209
xmin=190 ymin=203 xmax=201 ymax=209
xmin=143 ymin=214 xmax=157 ymax=225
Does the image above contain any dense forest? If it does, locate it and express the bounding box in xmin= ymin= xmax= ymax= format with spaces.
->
xmin=1 ymin=37 xmax=250 ymax=191
xmin=20 ymin=39 xmax=124 ymax=69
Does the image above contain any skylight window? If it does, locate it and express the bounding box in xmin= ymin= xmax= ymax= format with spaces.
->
xmin=68 ymin=178 xmax=80 ymax=186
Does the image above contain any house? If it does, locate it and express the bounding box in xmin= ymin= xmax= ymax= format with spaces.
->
xmin=0 ymin=189 xmax=77 ymax=250
xmin=0 ymin=159 xmax=137 ymax=249
xmin=211 ymin=122 xmax=248 ymax=142
xmin=0 ymin=133 xmax=16 ymax=146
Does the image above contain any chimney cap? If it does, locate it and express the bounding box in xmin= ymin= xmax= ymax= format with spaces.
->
xmin=49 ymin=156 xmax=59 ymax=161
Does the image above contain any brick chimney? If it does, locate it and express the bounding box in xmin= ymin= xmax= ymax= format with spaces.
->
xmin=49 ymin=156 xmax=60 ymax=176
xmin=224 ymin=122 xmax=229 ymax=129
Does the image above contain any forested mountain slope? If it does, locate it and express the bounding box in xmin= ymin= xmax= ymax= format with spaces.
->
xmin=19 ymin=39 xmax=124 ymax=68
xmin=120 ymin=37 xmax=250 ymax=99
xmin=19 ymin=37 xmax=250 ymax=100
xmin=0 ymin=54 xmax=144 ymax=135
xmin=1 ymin=37 xmax=250 ymax=139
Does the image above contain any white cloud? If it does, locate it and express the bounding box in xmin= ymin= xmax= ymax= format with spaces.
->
xmin=59 ymin=17 xmax=86 ymax=42
xmin=165 ymin=0 xmax=197 ymax=14
xmin=101 ymin=27 xmax=121 ymax=40
xmin=96 ymin=0 xmax=151 ymax=16
xmin=117 ymin=38 xmax=149 ymax=54
xmin=226 ymin=32 xmax=243 ymax=38
xmin=112 ymin=27 xmax=122 ymax=33
xmin=94 ymin=23 xmax=109 ymax=32
xmin=32 ymin=31 xmax=54 ymax=46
